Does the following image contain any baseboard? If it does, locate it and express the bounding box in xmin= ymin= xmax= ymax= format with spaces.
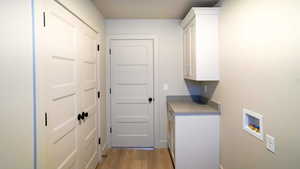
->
xmin=158 ymin=139 xmax=168 ymax=148
xmin=101 ymin=143 xmax=109 ymax=155
xmin=97 ymin=144 xmax=108 ymax=167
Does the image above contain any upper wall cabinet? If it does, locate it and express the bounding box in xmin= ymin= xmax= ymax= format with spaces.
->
xmin=181 ymin=8 xmax=219 ymax=81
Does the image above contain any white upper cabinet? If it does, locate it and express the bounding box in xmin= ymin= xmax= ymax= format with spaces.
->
xmin=181 ymin=8 xmax=219 ymax=81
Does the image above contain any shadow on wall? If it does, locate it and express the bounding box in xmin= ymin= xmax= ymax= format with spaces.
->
xmin=185 ymin=80 xmax=219 ymax=101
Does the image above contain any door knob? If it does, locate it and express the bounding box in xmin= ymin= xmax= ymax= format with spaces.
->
xmin=81 ymin=112 xmax=86 ymax=119
xmin=84 ymin=112 xmax=89 ymax=117
xmin=77 ymin=114 xmax=83 ymax=121
xmin=148 ymin=97 xmax=153 ymax=103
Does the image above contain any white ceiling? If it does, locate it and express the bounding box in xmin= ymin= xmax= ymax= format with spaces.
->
xmin=93 ymin=0 xmax=219 ymax=19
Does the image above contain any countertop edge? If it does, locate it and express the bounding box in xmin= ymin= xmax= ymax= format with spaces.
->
xmin=167 ymin=96 xmax=221 ymax=115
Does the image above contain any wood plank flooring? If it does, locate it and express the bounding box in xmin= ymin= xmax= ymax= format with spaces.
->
xmin=96 ymin=149 xmax=174 ymax=169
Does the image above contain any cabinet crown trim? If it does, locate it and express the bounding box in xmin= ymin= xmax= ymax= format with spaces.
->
xmin=181 ymin=7 xmax=219 ymax=28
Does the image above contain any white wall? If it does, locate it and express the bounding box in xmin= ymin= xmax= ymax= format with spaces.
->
xmin=57 ymin=0 xmax=104 ymax=32
xmin=105 ymin=19 xmax=201 ymax=146
xmin=212 ymin=0 xmax=300 ymax=169
xmin=0 ymin=1 xmax=34 ymax=169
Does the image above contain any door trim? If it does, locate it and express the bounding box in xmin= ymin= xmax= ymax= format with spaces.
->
xmin=106 ymin=34 xmax=160 ymax=148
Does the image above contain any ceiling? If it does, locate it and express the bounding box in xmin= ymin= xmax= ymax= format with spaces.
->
xmin=93 ymin=0 xmax=219 ymax=19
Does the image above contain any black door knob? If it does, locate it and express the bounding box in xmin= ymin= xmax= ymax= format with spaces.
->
xmin=148 ymin=97 xmax=153 ymax=103
xmin=77 ymin=114 xmax=83 ymax=121
xmin=84 ymin=112 xmax=89 ymax=117
xmin=81 ymin=112 xmax=86 ymax=120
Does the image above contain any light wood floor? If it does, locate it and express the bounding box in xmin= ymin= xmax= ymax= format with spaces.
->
xmin=96 ymin=148 xmax=174 ymax=169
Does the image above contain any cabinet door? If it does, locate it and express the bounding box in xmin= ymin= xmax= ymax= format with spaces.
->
xmin=183 ymin=27 xmax=189 ymax=78
xmin=167 ymin=110 xmax=171 ymax=149
xmin=186 ymin=27 xmax=192 ymax=78
xmin=189 ymin=19 xmax=197 ymax=79
xmin=171 ymin=116 xmax=175 ymax=161
xmin=170 ymin=115 xmax=175 ymax=161
xmin=183 ymin=18 xmax=196 ymax=80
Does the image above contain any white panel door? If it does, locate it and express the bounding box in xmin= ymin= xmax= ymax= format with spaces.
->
xmin=77 ymin=23 xmax=99 ymax=169
xmin=44 ymin=2 xmax=79 ymax=169
xmin=43 ymin=1 xmax=99 ymax=169
xmin=110 ymin=39 xmax=154 ymax=147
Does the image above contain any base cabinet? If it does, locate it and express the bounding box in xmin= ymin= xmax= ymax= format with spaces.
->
xmin=168 ymin=110 xmax=220 ymax=169
xmin=167 ymin=110 xmax=176 ymax=162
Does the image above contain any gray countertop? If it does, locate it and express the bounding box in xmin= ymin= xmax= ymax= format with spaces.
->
xmin=167 ymin=96 xmax=220 ymax=115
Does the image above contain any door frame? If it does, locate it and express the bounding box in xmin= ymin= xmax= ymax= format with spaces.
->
xmin=106 ymin=34 xmax=160 ymax=148
xmin=34 ymin=1 xmax=102 ymax=169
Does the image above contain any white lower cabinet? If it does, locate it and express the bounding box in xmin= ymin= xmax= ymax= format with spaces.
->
xmin=167 ymin=110 xmax=176 ymax=161
xmin=168 ymin=109 xmax=220 ymax=169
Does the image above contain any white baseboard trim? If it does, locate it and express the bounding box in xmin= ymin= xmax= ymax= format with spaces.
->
xmin=101 ymin=140 xmax=167 ymax=149
xmin=158 ymin=139 xmax=167 ymax=148
xmin=102 ymin=143 xmax=108 ymax=152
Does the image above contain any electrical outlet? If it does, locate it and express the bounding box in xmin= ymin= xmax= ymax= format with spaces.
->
xmin=163 ymin=83 xmax=169 ymax=91
xmin=266 ymin=134 xmax=275 ymax=153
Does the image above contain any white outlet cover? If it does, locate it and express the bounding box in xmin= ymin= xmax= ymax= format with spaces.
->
xmin=163 ymin=83 xmax=168 ymax=91
xmin=266 ymin=134 xmax=275 ymax=153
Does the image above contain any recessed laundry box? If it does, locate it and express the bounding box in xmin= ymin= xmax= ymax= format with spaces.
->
xmin=243 ymin=108 xmax=264 ymax=140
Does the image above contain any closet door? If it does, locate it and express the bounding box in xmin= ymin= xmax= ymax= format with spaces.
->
xmin=43 ymin=2 xmax=80 ymax=169
xmin=42 ymin=1 xmax=99 ymax=169
xmin=77 ymin=22 xmax=99 ymax=169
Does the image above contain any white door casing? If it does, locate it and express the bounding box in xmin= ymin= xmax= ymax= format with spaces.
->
xmin=40 ymin=1 xmax=99 ymax=169
xmin=110 ymin=39 xmax=154 ymax=147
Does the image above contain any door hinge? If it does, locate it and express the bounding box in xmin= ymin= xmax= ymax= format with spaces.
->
xmin=45 ymin=112 xmax=48 ymax=126
xmin=98 ymin=137 xmax=101 ymax=144
xmin=97 ymin=91 xmax=100 ymax=99
xmin=110 ymin=127 xmax=112 ymax=133
xmin=109 ymin=88 xmax=111 ymax=94
xmin=43 ymin=12 xmax=46 ymax=27
xmin=97 ymin=44 xmax=100 ymax=51
xmin=109 ymin=49 xmax=111 ymax=55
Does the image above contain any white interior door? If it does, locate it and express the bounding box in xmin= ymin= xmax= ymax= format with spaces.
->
xmin=42 ymin=1 xmax=99 ymax=169
xmin=110 ymin=39 xmax=154 ymax=147
xmin=77 ymin=23 xmax=99 ymax=169
xmin=44 ymin=2 xmax=79 ymax=169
